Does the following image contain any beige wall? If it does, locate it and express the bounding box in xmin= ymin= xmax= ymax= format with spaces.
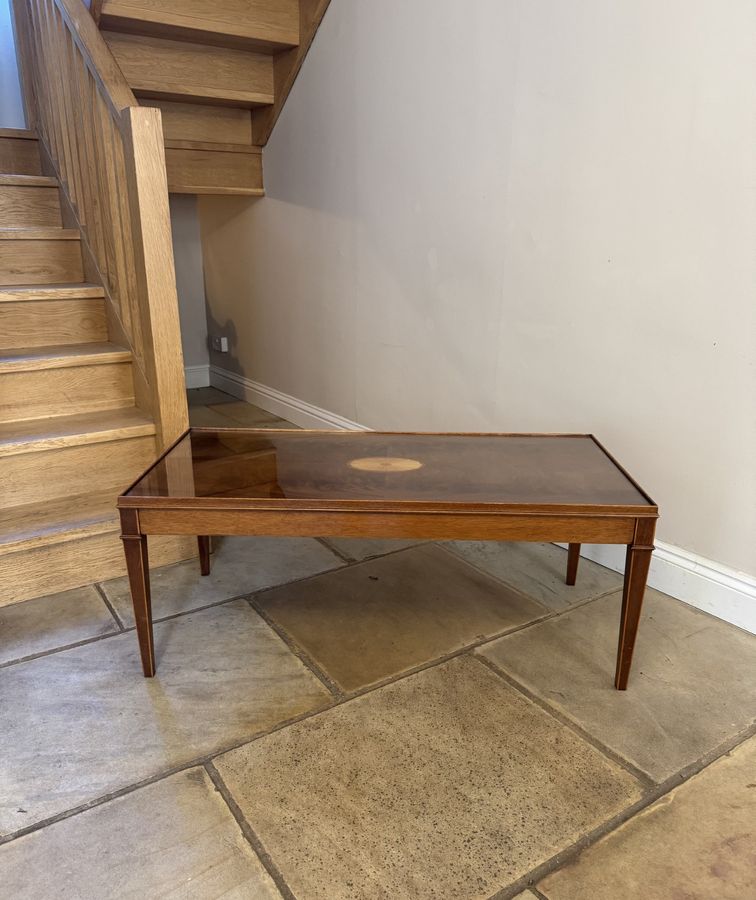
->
xmin=170 ymin=195 xmax=209 ymax=370
xmin=199 ymin=0 xmax=756 ymax=575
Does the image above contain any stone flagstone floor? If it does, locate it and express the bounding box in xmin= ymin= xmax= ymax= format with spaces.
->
xmin=0 ymin=390 xmax=754 ymax=898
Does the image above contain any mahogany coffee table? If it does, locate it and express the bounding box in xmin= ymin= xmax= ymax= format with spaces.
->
xmin=118 ymin=428 xmax=658 ymax=688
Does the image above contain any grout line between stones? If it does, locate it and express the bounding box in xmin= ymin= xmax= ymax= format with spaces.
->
xmin=472 ymin=653 xmax=656 ymax=790
xmin=314 ymin=536 xmax=354 ymax=563
xmin=2 ymin=629 xmax=754 ymax=899
xmin=485 ymin=721 xmax=756 ymax=900
xmin=248 ymin=595 xmax=344 ymax=699
xmin=528 ymin=888 xmax=550 ymax=900
xmin=435 ymin=540 xmax=623 ymax=610
xmin=0 ymin=554 xmax=354 ymax=672
xmin=93 ymin=582 xmax=125 ymax=631
xmin=0 ymin=540 xmax=608 ymax=674
xmin=204 ymin=760 xmax=297 ymax=900
xmin=4 ymin=534 xmax=755 ymax=897
xmin=0 ymin=630 xmax=122 ymax=671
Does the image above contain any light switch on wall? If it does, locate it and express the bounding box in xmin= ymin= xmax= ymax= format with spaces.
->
xmin=211 ymin=336 xmax=229 ymax=352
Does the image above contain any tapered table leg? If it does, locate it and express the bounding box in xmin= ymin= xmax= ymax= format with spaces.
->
xmin=615 ymin=522 xmax=655 ymax=690
xmin=566 ymin=543 xmax=581 ymax=585
xmin=198 ymin=535 xmax=211 ymax=576
xmin=120 ymin=510 xmax=155 ymax=677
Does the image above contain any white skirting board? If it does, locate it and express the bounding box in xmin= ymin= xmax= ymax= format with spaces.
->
xmin=209 ymin=366 xmax=367 ymax=431
xmin=558 ymin=542 xmax=756 ymax=635
xmin=184 ymin=364 xmax=210 ymax=389
xmin=209 ymin=365 xmax=756 ymax=635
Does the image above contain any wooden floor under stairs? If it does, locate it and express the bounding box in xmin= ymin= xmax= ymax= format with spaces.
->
xmin=0 ymin=129 xmax=192 ymax=607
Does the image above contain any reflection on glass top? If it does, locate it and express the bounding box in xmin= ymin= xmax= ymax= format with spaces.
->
xmin=124 ymin=430 xmax=654 ymax=508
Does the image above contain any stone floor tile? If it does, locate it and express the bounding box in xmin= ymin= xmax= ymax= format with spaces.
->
xmin=0 ymin=601 xmax=330 ymax=836
xmin=188 ymin=404 xmax=244 ymax=428
xmin=0 ymin=586 xmax=117 ymax=666
xmin=539 ymin=736 xmax=756 ymax=900
xmin=258 ymin=544 xmax=547 ymax=692
xmin=0 ymin=768 xmax=281 ymax=899
xmin=187 ymin=386 xmax=235 ymax=406
xmin=479 ymin=590 xmax=756 ymax=782
xmin=446 ymin=541 xmax=622 ymax=610
xmin=103 ymin=536 xmax=344 ymax=627
xmin=210 ymin=401 xmax=293 ymax=428
xmin=323 ymin=536 xmax=424 ymax=561
xmin=215 ymin=656 xmax=642 ymax=900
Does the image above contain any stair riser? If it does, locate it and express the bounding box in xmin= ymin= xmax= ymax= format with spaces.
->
xmin=0 ymin=138 xmax=42 ymax=176
xmin=0 ymin=239 xmax=83 ymax=285
xmin=4 ymin=435 xmax=158 ymax=509
xmin=165 ymin=147 xmax=262 ymax=193
xmin=144 ymin=100 xmax=253 ymax=144
xmin=0 ymin=532 xmax=195 ymax=606
xmin=0 ymin=362 xmax=135 ymax=423
xmin=0 ymin=186 xmax=62 ymax=227
xmin=0 ymin=299 xmax=107 ymax=349
xmin=103 ymin=31 xmax=274 ymax=107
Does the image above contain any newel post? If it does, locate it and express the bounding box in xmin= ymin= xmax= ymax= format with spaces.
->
xmin=120 ymin=105 xmax=188 ymax=448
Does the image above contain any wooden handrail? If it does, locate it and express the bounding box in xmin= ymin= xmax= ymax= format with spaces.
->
xmin=47 ymin=0 xmax=137 ymax=115
xmin=11 ymin=0 xmax=188 ymax=448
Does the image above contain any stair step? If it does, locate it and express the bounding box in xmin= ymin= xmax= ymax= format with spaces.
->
xmin=0 ymin=174 xmax=57 ymax=187
xmin=0 ymin=294 xmax=107 ymax=349
xmin=0 ymin=523 xmax=194 ymax=606
xmin=0 ymin=229 xmax=83 ymax=286
xmin=100 ymin=0 xmax=299 ymax=52
xmin=0 ymin=135 xmax=41 ymax=176
xmin=0 ymin=342 xmax=130 ymax=373
xmin=0 ymin=183 xmax=61 ymax=227
xmin=0 ymin=128 xmax=37 ymax=140
xmin=0 ymin=490 xmax=120 ymax=554
xmin=0 ymin=283 xmax=105 ymax=301
xmin=165 ymin=141 xmax=263 ymax=194
xmin=142 ymin=100 xmax=253 ymax=144
xmin=0 ymin=407 xmax=155 ymax=457
xmin=3 ymin=427 xmax=157 ymax=509
xmin=103 ymin=31 xmax=274 ymax=107
xmin=0 ymin=228 xmax=79 ymax=239
xmin=0 ymin=347 xmax=134 ymax=424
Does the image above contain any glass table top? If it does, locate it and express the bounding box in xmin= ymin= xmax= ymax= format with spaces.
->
xmin=122 ymin=429 xmax=655 ymax=512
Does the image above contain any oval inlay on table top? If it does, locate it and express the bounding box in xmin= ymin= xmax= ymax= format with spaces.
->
xmin=348 ymin=456 xmax=424 ymax=473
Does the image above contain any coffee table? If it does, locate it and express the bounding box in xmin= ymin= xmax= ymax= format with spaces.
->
xmin=118 ymin=428 xmax=658 ymax=688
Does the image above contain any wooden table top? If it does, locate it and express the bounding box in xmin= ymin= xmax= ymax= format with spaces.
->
xmin=118 ymin=428 xmax=657 ymax=517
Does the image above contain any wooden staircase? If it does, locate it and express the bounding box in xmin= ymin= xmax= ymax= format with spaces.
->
xmin=94 ymin=0 xmax=330 ymax=195
xmin=0 ymin=129 xmax=192 ymax=604
xmin=2 ymin=0 xmax=330 ymax=605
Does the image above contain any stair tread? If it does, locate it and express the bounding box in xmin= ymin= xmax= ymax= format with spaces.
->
xmin=0 ymin=490 xmax=120 ymax=553
xmin=135 ymin=85 xmax=273 ymax=107
xmin=0 ymin=342 xmax=131 ymax=372
xmin=0 ymin=228 xmax=79 ymax=240
xmin=100 ymin=0 xmax=299 ymax=51
xmin=0 ymin=128 xmax=37 ymax=140
xmin=171 ymin=185 xmax=265 ymax=196
xmin=0 ymin=407 xmax=156 ymax=457
xmin=0 ymin=283 xmax=105 ymax=301
xmin=0 ymin=174 xmax=57 ymax=187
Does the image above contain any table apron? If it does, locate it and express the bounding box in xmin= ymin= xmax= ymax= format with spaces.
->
xmin=135 ymin=509 xmax=636 ymax=544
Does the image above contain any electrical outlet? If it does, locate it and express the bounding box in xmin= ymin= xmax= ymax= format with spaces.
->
xmin=211 ymin=335 xmax=229 ymax=353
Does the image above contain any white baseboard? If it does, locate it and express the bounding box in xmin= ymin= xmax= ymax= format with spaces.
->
xmin=561 ymin=541 xmax=756 ymax=635
xmin=209 ymin=366 xmax=368 ymax=431
xmin=184 ymin=364 xmax=210 ymax=389
xmin=209 ymin=367 xmax=755 ymax=634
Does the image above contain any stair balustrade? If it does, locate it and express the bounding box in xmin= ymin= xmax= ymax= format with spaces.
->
xmin=11 ymin=0 xmax=188 ymax=447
